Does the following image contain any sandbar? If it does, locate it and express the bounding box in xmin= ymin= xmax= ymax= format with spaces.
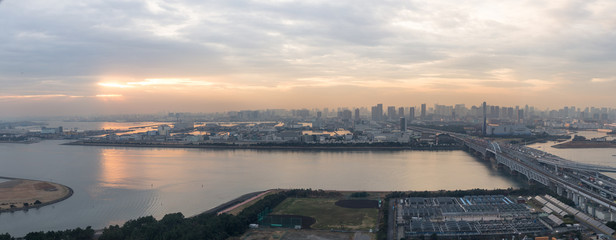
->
xmin=0 ymin=178 xmax=73 ymax=212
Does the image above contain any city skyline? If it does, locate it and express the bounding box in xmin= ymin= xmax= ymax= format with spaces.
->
xmin=2 ymin=0 xmax=616 ymax=117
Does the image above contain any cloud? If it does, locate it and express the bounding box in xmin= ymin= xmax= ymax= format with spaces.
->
xmin=591 ymin=77 xmax=615 ymax=83
xmin=1 ymin=0 xmax=616 ymax=116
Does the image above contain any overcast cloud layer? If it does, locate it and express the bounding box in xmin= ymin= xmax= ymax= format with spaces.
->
xmin=1 ymin=0 xmax=615 ymax=116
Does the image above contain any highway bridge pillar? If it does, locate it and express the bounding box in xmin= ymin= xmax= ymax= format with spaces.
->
xmin=578 ymin=197 xmax=585 ymax=209
xmin=589 ymin=203 xmax=596 ymax=217
xmin=556 ymin=186 xmax=563 ymax=196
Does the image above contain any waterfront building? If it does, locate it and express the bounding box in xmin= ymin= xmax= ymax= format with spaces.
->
xmin=158 ymin=125 xmax=171 ymax=136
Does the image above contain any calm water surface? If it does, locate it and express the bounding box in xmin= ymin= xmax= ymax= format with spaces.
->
xmin=1 ymin=140 xmax=523 ymax=236
xmin=528 ymin=130 xmax=616 ymax=178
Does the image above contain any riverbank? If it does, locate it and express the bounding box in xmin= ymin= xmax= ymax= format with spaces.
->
xmin=0 ymin=177 xmax=73 ymax=213
xmin=195 ymin=190 xmax=269 ymax=217
xmin=64 ymin=141 xmax=463 ymax=151
xmin=553 ymin=141 xmax=616 ymax=148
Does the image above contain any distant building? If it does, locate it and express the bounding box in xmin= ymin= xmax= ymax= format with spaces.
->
xmin=400 ymin=117 xmax=406 ymax=132
xmin=517 ymin=109 xmax=524 ymax=123
xmin=387 ymin=106 xmax=396 ymax=120
xmin=420 ymin=104 xmax=426 ymax=119
xmin=486 ymin=124 xmax=531 ymax=136
xmin=41 ymin=126 xmax=62 ymax=134
xmin=174 ymin=120 xmax=194 ymax=130
xmin=371 ymin=104 xmax=383 ymax=121
xmin=409 ymin=107 xmax=415 ymax=120
xmin=341 ymin=109 xmax=352 ymax=121
xmin=482 ymin=102 xmax=487 ymax=136
xmin=158 ymin=125 xmax=171 ymax=136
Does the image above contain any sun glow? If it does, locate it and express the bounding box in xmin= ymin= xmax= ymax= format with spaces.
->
xmin=98 ymin=78 xmax=214 ymax=89
xmin=98 ymin=82 xmax=135 ymax=88
xmin=96 ymin=94 xmax=123 ymax=98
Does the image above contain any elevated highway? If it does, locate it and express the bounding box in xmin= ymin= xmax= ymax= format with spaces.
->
xmin=408 ymin=126 xmax=616 ymax=222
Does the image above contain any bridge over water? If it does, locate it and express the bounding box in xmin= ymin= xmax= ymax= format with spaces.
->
xmin=409 ymin=126 xmax=616 ymax=228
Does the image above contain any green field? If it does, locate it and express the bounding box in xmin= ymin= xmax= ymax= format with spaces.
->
xmin=271 ymin=198 xmax=378 ymax=230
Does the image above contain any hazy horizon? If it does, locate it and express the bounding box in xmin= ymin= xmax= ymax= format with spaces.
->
xmin=2 ymin=0 xmax=615 ymax=117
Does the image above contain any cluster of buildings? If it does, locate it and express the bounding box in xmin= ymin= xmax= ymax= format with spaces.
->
xmin=200 ymin=103 xmax=616 ymax=137
xmin=95 ymin=120 xmax=461 ymax=147
xmin=28 ymin=102 xmax=610 ymax=145
xmin=392 ymin=194 xmax=611 ymax=239
xmin=2 ymin=102 xmax=615 ymax=144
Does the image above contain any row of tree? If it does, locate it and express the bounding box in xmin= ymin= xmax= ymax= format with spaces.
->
xmin=8 ymin=227 xmax=94 ymax=240
xmin=1 ymin=189 xmax=338 ymax=240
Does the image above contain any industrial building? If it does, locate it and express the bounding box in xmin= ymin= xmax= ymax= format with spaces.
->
xmin=395 ymin=195 xmax=550 ymax=238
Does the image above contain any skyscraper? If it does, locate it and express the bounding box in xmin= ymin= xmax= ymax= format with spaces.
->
xmin=409 ymin=107 xmax=415 ymax=120
xmin=387 ymin=106 xmax=396 ymax=120
xmin=517 ymin=109 xmax=524 ymax=123
xmin=371 ymin=104 xmax=383 ymax=121
xmin=482 ymin=102 xmax=487 ymax=136
xmin=400 ymin=117 xmax=406 ymax=132
xmin=420 ymin=104 xmax=426 ymax=119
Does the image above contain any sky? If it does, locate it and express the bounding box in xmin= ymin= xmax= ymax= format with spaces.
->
xmin=1 ymin=0 xmax=615 ymax=117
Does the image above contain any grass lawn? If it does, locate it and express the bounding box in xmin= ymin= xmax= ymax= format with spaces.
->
xmin=271 ymin=198 xmax=378 ymax=231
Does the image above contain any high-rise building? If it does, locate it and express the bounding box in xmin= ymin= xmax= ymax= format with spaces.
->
xmin=354 ymin=108 xmax=360 ymax=122
xmin=420 ymin=104 xmax=426 ymax=119
xmin=371 ymin=104 xmax=383 ymax=121
xmin=398 ymin=107 xmax=404 ymax=119
xmin=400 ymin=117 xmax=406 ymax=132
xmin=482 ymin=102 xmax=487 ymax=136
xmin=341 ymin=109 xmax=352 ymax=121
xmin=517 ymin=110 xmax=524 ymax=123
xmin=388 ymin=106 xmax=396 ymax=120
xmin=409 ymin=107 xmax=415 ymax=120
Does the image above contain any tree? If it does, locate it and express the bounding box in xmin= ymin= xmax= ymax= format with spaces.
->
xmin=430 ymin=233 xmax=438 ymax=240
xmin=606 ymin=221 xmax=616 ymax=230
xmin=0 ymin=233 xmax=13 ymax=240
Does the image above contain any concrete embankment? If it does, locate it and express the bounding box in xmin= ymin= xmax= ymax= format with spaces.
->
xmin=553 ymin=141 xmax=616 ymax=148
xmin=65 ymin=141 xmax=463 ymax=151
xmin=194 ymin=190 xmax=268 ymax=217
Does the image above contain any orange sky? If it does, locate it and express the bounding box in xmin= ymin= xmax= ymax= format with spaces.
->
xmin=1 ymin=0 xmax=615 ymax=117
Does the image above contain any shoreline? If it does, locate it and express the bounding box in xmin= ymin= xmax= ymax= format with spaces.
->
xmin=64 ymin=141 xmax=463 ymax=151
xmin=193 ymin=190 xmax=268 ymax=217
xmin=0 ymin=177 xmax=73 ymax=214
xmin=552 ymin=141 xmax=616 ymax=148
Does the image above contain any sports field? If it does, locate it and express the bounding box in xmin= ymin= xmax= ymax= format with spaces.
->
xmin=271 ymin=198 xmax=378 ymax=230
